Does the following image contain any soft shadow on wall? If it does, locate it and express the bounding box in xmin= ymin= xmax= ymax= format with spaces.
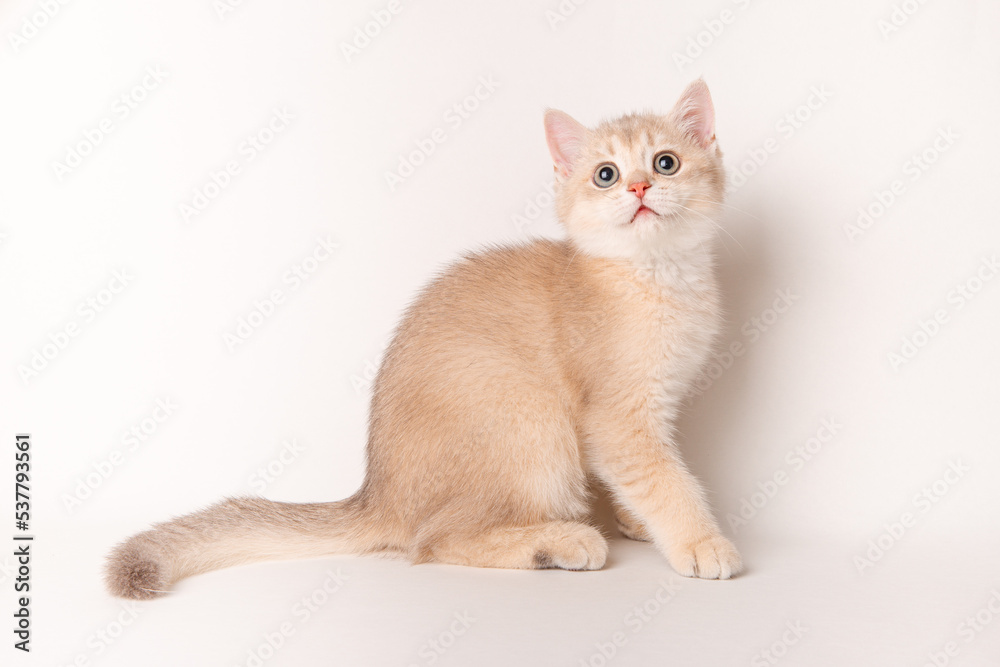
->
xmin=675 ymin=191 xmax=778 ymax=522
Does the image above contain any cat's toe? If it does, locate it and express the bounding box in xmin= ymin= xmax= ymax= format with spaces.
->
xmin=535 ymin=523 xmax=608 ymax=571
xmin=669 ymin=534 xmax=742 ymax=580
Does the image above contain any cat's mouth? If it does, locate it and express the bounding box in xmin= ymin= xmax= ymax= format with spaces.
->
xmin=630 ymin=205 xmax=657 ymax=223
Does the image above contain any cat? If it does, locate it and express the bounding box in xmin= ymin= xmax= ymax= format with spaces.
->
xmin=105 ymin=79 xmax=741 ymax=600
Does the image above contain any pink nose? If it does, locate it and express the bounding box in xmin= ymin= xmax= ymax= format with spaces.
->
xmin=628 ymin=181 xmax=650 ymax=198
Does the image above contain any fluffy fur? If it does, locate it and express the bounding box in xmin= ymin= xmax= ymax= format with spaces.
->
xmin=105 ymin=79 xmax=741 ymax=599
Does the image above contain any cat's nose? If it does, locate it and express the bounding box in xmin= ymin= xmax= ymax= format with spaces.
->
xmin=628 ymin=181 xmax=650 ymax=198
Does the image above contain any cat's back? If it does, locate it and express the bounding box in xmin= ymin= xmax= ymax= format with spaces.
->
xmin=402 ymin=238 xmax=573 ymax=338
xmin=372 ymin=240 xmax=577 ymax=396
xmin=438 ymin=238 xmax=572 ymax=304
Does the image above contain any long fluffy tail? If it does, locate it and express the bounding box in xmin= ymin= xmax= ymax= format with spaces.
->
xmin=105 ymin=496 xmax=372 ymax=599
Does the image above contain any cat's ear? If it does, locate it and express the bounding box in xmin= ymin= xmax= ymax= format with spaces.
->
xmin=544 ymin=109 xmax=588 ymax=178
xmin=670 ymin=78 xmax=717 ymax=150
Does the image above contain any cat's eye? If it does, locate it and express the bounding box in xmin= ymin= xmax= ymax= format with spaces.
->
xmin=653 ymin=151 xmax=681 ymax=176
xmin=593 ymin=163 xmax=619 ymax=188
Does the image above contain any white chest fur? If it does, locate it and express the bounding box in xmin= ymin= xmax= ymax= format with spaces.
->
xmin=633 ymin=247 xmax=721 ymax=403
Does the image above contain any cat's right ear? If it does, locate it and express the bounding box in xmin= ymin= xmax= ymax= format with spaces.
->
xmin=544 ymin=109 xmax=587 ymax=179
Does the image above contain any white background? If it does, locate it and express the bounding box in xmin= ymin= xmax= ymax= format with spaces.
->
xmin=2 ymin=0 xmax=999 ymax=665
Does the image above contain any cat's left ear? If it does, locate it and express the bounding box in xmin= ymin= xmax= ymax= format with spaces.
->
xmin=544 ymin=109 xmax=588 ymax=178
xmin=670 ymin=79 xmax=717 ymax=151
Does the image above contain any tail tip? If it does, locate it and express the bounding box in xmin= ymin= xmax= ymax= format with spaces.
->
xmin=105 ymin=539 xmax=170 ymax=600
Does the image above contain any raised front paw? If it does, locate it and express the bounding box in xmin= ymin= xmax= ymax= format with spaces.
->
xmin=668 ymin=534 xmax=742 ymax=580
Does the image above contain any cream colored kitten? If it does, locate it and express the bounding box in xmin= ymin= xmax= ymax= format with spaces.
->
xmin=106 ymin=79 xmax=741 ymax=600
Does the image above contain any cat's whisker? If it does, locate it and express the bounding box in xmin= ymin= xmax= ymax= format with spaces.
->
xmin=561 ymin=243 xmax=584 ymax=279
xmin=683 ymin=197 xmax=763 ymax=222
xmin=673 ymin=202 xmax=747 ymax=258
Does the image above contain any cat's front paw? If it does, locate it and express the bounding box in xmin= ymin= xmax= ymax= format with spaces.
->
xmin=668 ymin=534 xmax=742 ymax=580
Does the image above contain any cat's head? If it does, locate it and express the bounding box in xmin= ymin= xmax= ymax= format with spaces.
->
xmin=544 ymin=79 xmax=725 ymax=262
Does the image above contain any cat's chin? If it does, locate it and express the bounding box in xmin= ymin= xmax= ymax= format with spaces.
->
xmin=568 ymin=220 xmax=713 ymax=265
xmin=616 ymin=208 xmax=663 ymax=229
xmin=617 ymin=207 xmax=680 ymax=230
xmin=630 ymin=205 xmax=657 ymax=224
